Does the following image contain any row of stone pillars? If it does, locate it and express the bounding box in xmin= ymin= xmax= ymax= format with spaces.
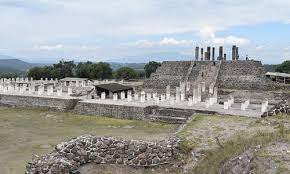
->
xmin=0 ymin=83 xmax=73 ymax=97
xmin=194 ymin=45 xmax=240 ymax=61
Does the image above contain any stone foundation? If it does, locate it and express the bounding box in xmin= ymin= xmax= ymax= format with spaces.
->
xmin=0 ymin=94 xmax=79 ymax=110
xmin=25 ymin=135 xmax=182 ymax=174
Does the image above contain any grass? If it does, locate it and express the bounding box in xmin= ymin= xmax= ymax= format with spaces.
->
xmin=0 ymin=107 xmax=177 ymax=174
xmin=189 ymin=124 xmax=290 ymax=174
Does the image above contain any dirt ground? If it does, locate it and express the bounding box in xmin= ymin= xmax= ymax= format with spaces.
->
xmin=0 ymin=107 xmax=177 ymax=174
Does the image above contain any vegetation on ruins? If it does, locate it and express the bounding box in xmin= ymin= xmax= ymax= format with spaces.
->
xmin=144 ymin=61 xmax=161 ymax=78
xmin=275 ymin=60 xmax=290 ymax=73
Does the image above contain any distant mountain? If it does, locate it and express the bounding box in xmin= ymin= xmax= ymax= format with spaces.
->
xmin=0 ymin=55 xmax=47 ymax=73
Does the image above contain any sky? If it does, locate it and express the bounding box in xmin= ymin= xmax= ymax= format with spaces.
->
xmin=0 ymin=0 xmax=289 ymax=64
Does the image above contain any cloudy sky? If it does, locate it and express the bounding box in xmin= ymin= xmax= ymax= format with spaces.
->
xmin=0 ymin=0 xmax=289 ymax=64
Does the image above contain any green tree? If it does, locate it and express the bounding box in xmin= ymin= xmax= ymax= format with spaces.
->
xmin=52 ymin=60 xmax=76 ymax=78
xmin=275 ymin=60 xmax=290 ymax=73
xmin=114 ymin=67 xmax=138 ymax=80
xmin=90 ymin=62 xmax=112 ymax=79
xmin=76 ymin=61 xmax=93 ymax=78
xmin=27 ymin=66 xmax=54 ymax=80
xmin=144 ymin=61 xmax=161 ymax=78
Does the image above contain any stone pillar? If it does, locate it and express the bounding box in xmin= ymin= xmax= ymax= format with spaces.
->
xmin=212 ymin=47 xmax=215 ymax=61
xmin=188 ymin=97 xmax=193 ymax=106
xmin=186 ymin=82 xmax=190 ymax=92
xmin=213 ymin=87 xmax=218 ymax=104
xmin=180 ymin=82 xmax=186 ymax=101
xmin=201 ymin=82 xmax=206 ymax=93
xmin=236 ymin=47 xmax=239 ymax=60
xmin=166 ymin=85 xmax=171 ymax=100
xmin=47 ymin=85 xmax=53 ymax=96
xmin=201 ymin=48 xmax=204 ymax=61
xmin=113 ymin=93 xmax=118 ymax=101
xmin=219 ymin=46 xmax=223 ymax=60
xmin=120 ymin=91 xmax=125 ymax=99
xmin=57 ymin=87 xmax=62 ymax=97
xmin=207 ymin=47 xmax=211 ymax=60
xmin=127 ymin=91 xmax=132 ymax=102
xmin=101 ymin=92 xmax=106 ymax=100
xmin=197 ymin=84 xmax=202 ymax=102
xmin=140 ymin=91 xmax=146 ymax=103
xmin=146 ymin=93 xmax=152 ymax=101
xmin=224 ymin=101 xmax=229 ymax=110
xmin=68 ymin=87 xmax=72 ymax=96
xmin=160 ymin=94 xmax=165 ymax=102
xmin=232 ymin=45 xmax=237 ymax=60
xmin=205 ymin=98 xmax=210 ymax=108
xmin=170 ymin=96 xmax=175 ymax=105
xmin=38 ymin=85 xmax=44 ymax=95
xmin=134 ymin=93 xmax=139 ymax=101
xmin=195 ymin=46 xmax=199 ymax=60
xmin=209 ymin=83 xmax=214 ymax=94
xmin=192 ymin=88 xmax=198 ymax=104
xmin=154 ymin=95 xmax=160 ymax=104
xmin=175 ymin=87 xmax=181 ymax=103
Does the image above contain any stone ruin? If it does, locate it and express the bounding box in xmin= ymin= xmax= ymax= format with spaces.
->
xmin=144 ymin=45 xmax=289 ymax=92
xmin=25 ymin=135 xmax=182 ymax=174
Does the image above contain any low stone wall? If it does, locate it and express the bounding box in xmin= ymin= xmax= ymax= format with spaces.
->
xmin=73 ymin=102 xmax=147 ymax=120
xmin=25 ymin=135 xmax=182 ymax=174
xmin=262 ymin=100 xmax=290 ymax=117
xmin=0 ymin=94 xmax=79 ymax=111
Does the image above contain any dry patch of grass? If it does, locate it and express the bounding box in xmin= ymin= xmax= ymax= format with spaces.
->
xmin=0 ymin=107 xmax=177 ymax=174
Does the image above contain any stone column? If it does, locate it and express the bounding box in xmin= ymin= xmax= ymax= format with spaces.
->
xmin=134 ymin=93 xmax=139 ymax=101
xmin=113 ymin=93 xmax=118 ymax=101
xmin=57 ymin=87 xmax=62 ymax=96
xmin=127 ymin=91 xmax=132 ymax=102
xmin=120 ymin=91 xmax=125 ymax=99
xmin=195 ymin=46 xmax=199 ymax=60
xmin=175 ymin=87 xmax=181 ymax=103
xmin=207 ymin=46 xmax=211 ymax=60
xmin=140 ymin=91 xmax=146 ymax=103
xmin=213 ymin=87 xmax=218 ymax=104
xmin=101 ymin=92 xmax=106 ymax=100
xmin=188 ymin=97 xmax=193 ymax=106
xmin=236 ymin=47 xmax=239 ymax=60
xmin=160 ymin=94 xmax=165 ymax=102
xmin=180 ymin=82 xmax=186 ymax=101
xmin=212 ymin=47 xmax=215 ymax=61
xmin=197 ymin=84 xmax=202 ymax=102
xmin=192 ymin=88 xmax=197 ymax=104
xmin=205 ymin=98 xmax=210 ymax=108
xmin=186 ymin=82 xmax=190 ymax=92
xmin=201 ymin=82 xmax=206 ymax=93
xmin=209 ymin=83 xmax=214 ymax=94
xmin=224 ymin=101 xmax=229 ymax=110
xmin=218 ymin=46 xmax=223 ymax=60
xmin=170 ymin=96 xmax=175 ymax=105
xmin=68 ymin=87 xmax=73 ymax=96
xmin=38 ymin=85 xmax=44 ymax=95
xmin=166 ymin=85 xmax=171 ymax=100
xmin=47 ymin=85 xmax=53 ymax=95
xmin=146 ymin=93 xmax=152 ymax=101
xmin=232 ymin=45 xmax=237 ymax=60
xmin=201 ymin=48 xmax=204 ymax=61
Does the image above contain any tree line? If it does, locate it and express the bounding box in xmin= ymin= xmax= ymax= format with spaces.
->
xmin=26 ymin=61 xmax=161 ymax=80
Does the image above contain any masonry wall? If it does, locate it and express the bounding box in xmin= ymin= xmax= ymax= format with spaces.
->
xmin=25 ymin=135 xmax=182 ymax=174
xmin=217 ymin=60 xmax=289 ymax=90
xmin=0 ymin=94 xmax=79 ymax=110
xmin=73 ymin=101 xmax=147 ymax=120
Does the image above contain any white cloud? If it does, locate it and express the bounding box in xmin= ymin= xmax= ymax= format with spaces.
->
xmin=256 ymin=45 xmax=266 ymax=50
xmin=210 ymin=36 xmax=251 ymax=46
xmin=198 ymin=27 xmax=216 ymax=40
xmin=132 ymin=37 xmax=194 ymax=48
xmin=34 ymin=44 xmax=63 ymax=51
